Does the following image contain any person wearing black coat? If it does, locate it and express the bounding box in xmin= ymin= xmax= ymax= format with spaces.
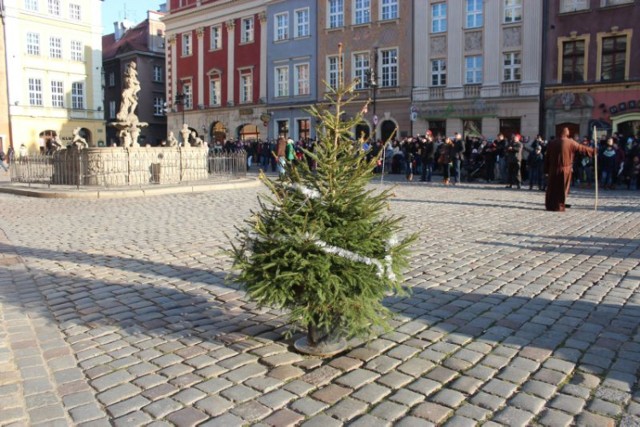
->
xmin=420 ymin=131 xmax=435 ymax=182
xmin=452 ymin=132 xmax=465 ymax=184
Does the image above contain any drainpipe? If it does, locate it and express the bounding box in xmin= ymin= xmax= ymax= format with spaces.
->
xmin=539 ymin=0 xmax=549 ymax=138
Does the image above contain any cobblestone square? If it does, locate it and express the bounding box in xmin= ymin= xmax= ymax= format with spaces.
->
xmin=1 ymin=177 xmax=639 ymax=426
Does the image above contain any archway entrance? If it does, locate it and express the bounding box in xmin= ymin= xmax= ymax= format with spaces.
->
xmin=380 ymin=120 xmax=397 ymax=143
xmin=555 ymin=122 xmax=579 ymax=139
xmin=79 ymin=128 xmax=92 ymax=145
xmin=239 ymin=124 xmax=259 ymax=141
xmin=212 ymin=122 xmax=227 ymax=143
xmin=355 ymin=123 xmax=370 ymax=141
xmin=617 ymin=119 xmax=640 ymax=138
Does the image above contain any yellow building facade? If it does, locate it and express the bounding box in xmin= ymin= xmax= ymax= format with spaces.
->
xmin=2 ymin=0 xmax=104 ymax=153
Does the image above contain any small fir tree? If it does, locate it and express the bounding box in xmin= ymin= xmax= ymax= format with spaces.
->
xmin=230 ymin=46 xmax=415 ymax=353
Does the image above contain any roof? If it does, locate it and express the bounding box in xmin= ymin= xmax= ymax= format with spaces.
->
xmin=103 ymin=19 xmax=155 ymax=60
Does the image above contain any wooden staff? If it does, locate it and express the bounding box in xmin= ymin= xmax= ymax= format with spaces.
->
xmin=593 ymin=126 xmax=598 ymax=211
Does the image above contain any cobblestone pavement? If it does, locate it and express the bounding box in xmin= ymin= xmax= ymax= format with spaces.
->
xmin=1 ymin=177 xmax=640 ymax=426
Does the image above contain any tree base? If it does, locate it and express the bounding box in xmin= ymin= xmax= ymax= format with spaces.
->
xmin=294 ymin=336 xmax=347 ymax=357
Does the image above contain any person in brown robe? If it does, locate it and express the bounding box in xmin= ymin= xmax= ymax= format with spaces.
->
xmin=544 ymin=127 xmax=595 ymax=211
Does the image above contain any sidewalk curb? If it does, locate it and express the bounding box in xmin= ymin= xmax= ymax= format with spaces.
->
xmin=0 ymin=178 xmax=262 ymax=199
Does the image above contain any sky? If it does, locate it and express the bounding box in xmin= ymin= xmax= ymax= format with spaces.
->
xmin=101 ymin=0 xmax=164 ymax=34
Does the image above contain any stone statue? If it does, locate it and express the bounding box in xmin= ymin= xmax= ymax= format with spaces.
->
xmin=180 ymin=124 xmax=190 ymax=147
xmin=108 ymin=60 xmax=148 ymax=148
xmin=191 ymin=131 xmax=204 ymax=147
xmin=167 ymin=132 xmax=178 ymax=147
xmin=71 ymin=127 xmax=88 ymax=149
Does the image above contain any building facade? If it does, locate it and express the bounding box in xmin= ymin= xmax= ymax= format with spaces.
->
xmin=543 ymin=0 xmax=640 ymax=140
xmin=317 ymin=0 xmax=413 ymax=141
xmin=266 ymin=0 xmax=317 ymax=141
xmin=413 ymin=0 xmax=543 ymax=140
xmin=103 ymin=11 xmax=167 ymax=146
xmin=163 ymin=0 xmax=268 ymax=144
xmin=2 ymin=0 xmax=104 ymax=153
xmin=0 ymin=3 xmax=10 ymax=152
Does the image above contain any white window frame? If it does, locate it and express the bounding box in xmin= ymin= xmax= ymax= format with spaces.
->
xmin=71 ymin=82 xmax=84 ymax=109
xmin=182 ymin=81 xmax=193 ymax=109
xmin=503 ymin=52 xmax=521 ymax=81
xmin=48 ymin=0 xmax=60 ymax=15
xmin=25 ymin=0 xmax=38 ymax=11
xmin=353 ymin=52 xmax=369 ymax=90
xmin=432 ymin=3 xmax=447 ymax=33
xmin=466 ymin=0 xmax=483 ymax=29
xmin=240 ymin=70 xmax=253 ymax=103
xmin=26 ymin=32 xmax=40 ymax=56
xmin=601 ymin=0 xmax=633 ymax=6
xmin=70 ymin=40 xmax=83 ymax=61
xmin=431 ymin=59 xmax=446 ymax=86
xmin=353 ymin=0 xmax=371 ymax=25
xmin=380 ymin=0 xmax=398 ymax=21
xmin=275 ymin=65 xmax=289 ymax=98
xmin=275 ymin=12 xmax=289 ymax=41
xmin=380 ymin=48 xmax=398 ymax=88
xmin=51 ymin=80 xmax=64 ymax=107
xmin=294 ymin=8 xmax=310 ymax=38
xmin=181 ymin=32 xmax=192 ymax=56
xmin=29 ymin=78 xmax=43 ymax=106
xmin=294 ymin=63 xmax=310 ymax=96
xmin=209 ymin=73 xmax=221 ymax=106
xmin=109 ymin=100 xmax=116 ymax=119
xmin=465 ymin=55 xmax=483 ymax=84
xmin=210 ymin=25 xmax=222 ymax=50
xmin=504 ymin=0 xmax=522 ymax=23
xmin=328 ymin=0 xmax=344 ymax=29
xmin=49 ymin=36 xmax=62 ymax=59
xmin=327 ymin=55 xmax=340 ymax=89
xmin=153 ymin=65 xmax=162 ymax=82
xmin=241 ymin=17 xmax=254 ymax=43
xmin=559 ymin=0 xmax=589 ymax=12
xmin=69 ymin=3 xmax=81 ymax=20
xmin=153 ymin=96 xmax=164 ymax=116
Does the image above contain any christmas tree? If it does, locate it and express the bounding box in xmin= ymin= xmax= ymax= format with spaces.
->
xmin=230 ymin=45 xmax=415 ymax=355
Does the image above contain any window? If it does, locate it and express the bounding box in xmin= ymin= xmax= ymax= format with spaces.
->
xmin=209 ymin=73 xmax=221 ymax=106
xmin=69 ymin=3 xmax=81 ymax=20
xmin=182 ymin=82 xmax=192 ymax=109
xmin=294 ymin=8 xmax=310 ymax=37
xmin=328 ymin=0 xmax=344 ymax=28
xmin=51 ymin=80 xmax=64 ymax=107
xmin=275 ymin=66 xmax=289 ymax=97
xmin=108 ymin=72 xmax=115 ymax=87
xmin=48 ymin=0 xmax=60 ymax=15
xmin=353 ymin=53 xmax=369 ymax=90
xmin=275 ymin=13 xmax=289 ymax=41
xmin=25 ymin=0 xmax=38 ymax=11
xmin=432 ymin=3 xmax=447 ymax=33
xmin=240 ymin=71 xmax=253 ymax=103
xmin=354 ymin=0 xmax=370 ymax=25
xmin=465 ymin=55 xmax=483 ymax=83
xmin=277 ymin=120 xmax=289 ymax=138
xmin=49 ymin=36 xmax=62 ymax=59
xmin=504 ymin=0 xmax=522 ymax=23
xmin=560 ymin=0 xmax=589 ymax=12
xmin=601 ymin=0 xmax=634 ymax=5
xmin=431 ymin=59 xmax=446 ymax=86
xmin=70 ymin=40 xmax=83 ymax=61
xmin=503 ymin=52 xmax=521 ymax=81
xmin=109 ymin=100 xmax=116 ymax=119
xmin=28 ymin=78 xmax=43 ymax=106
xmin=298 ymin=119 xmax=310 ymax=140
xmin=381 ymin=0 xmax=398 ymax=20
xmin=71 ymin=82 xmax=84 ymax=109
xmin=380 ymin=48 xmax=398 ymax=87
xmin=210 ymin=25 xmax=222 ymax=50
xmin=466 ymin=0 xmax=483 ymax=28
xmin=562 ymin=40 xmax=585 ymax=83
xmin=153 ymin=96 xmax=164 ymax=116
xmin=26 ymin=32 xmax=40 ymax=56
xmin=295 ymin=63 xmax=310 ymax=96
xmin=181 ymin=32 xmax=192 ymax=56
xmin=153 ymin=65 xmax=162 ymax=82
xmin=327 ymin=55 xmax=341 ymax=89
xmin=601 ymin=35 xmax=627 ymax=81
xmin=241 ymin=17 xmax=254 ymax=43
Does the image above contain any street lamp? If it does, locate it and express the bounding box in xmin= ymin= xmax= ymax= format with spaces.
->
xmin=174 ymin=91 xmax=186 ymax=127
xmin=365 ymin=48 xmax=379 ymax=139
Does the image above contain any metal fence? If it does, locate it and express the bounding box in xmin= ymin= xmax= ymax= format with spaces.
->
xmin=9 ymin=149 xmax=247 ymax=188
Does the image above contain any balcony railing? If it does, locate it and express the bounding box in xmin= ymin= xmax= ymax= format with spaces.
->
xmin=463 ymin=85 xmax=481 ymax=98
xmin=501 ymin=82 xmax=520 ymax=97
xmin=429 ymin=87 xmax=445 ymax=100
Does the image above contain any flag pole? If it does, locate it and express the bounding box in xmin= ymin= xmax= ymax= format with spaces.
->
xmin=593 ymin=126 xmax=598 ymax=211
